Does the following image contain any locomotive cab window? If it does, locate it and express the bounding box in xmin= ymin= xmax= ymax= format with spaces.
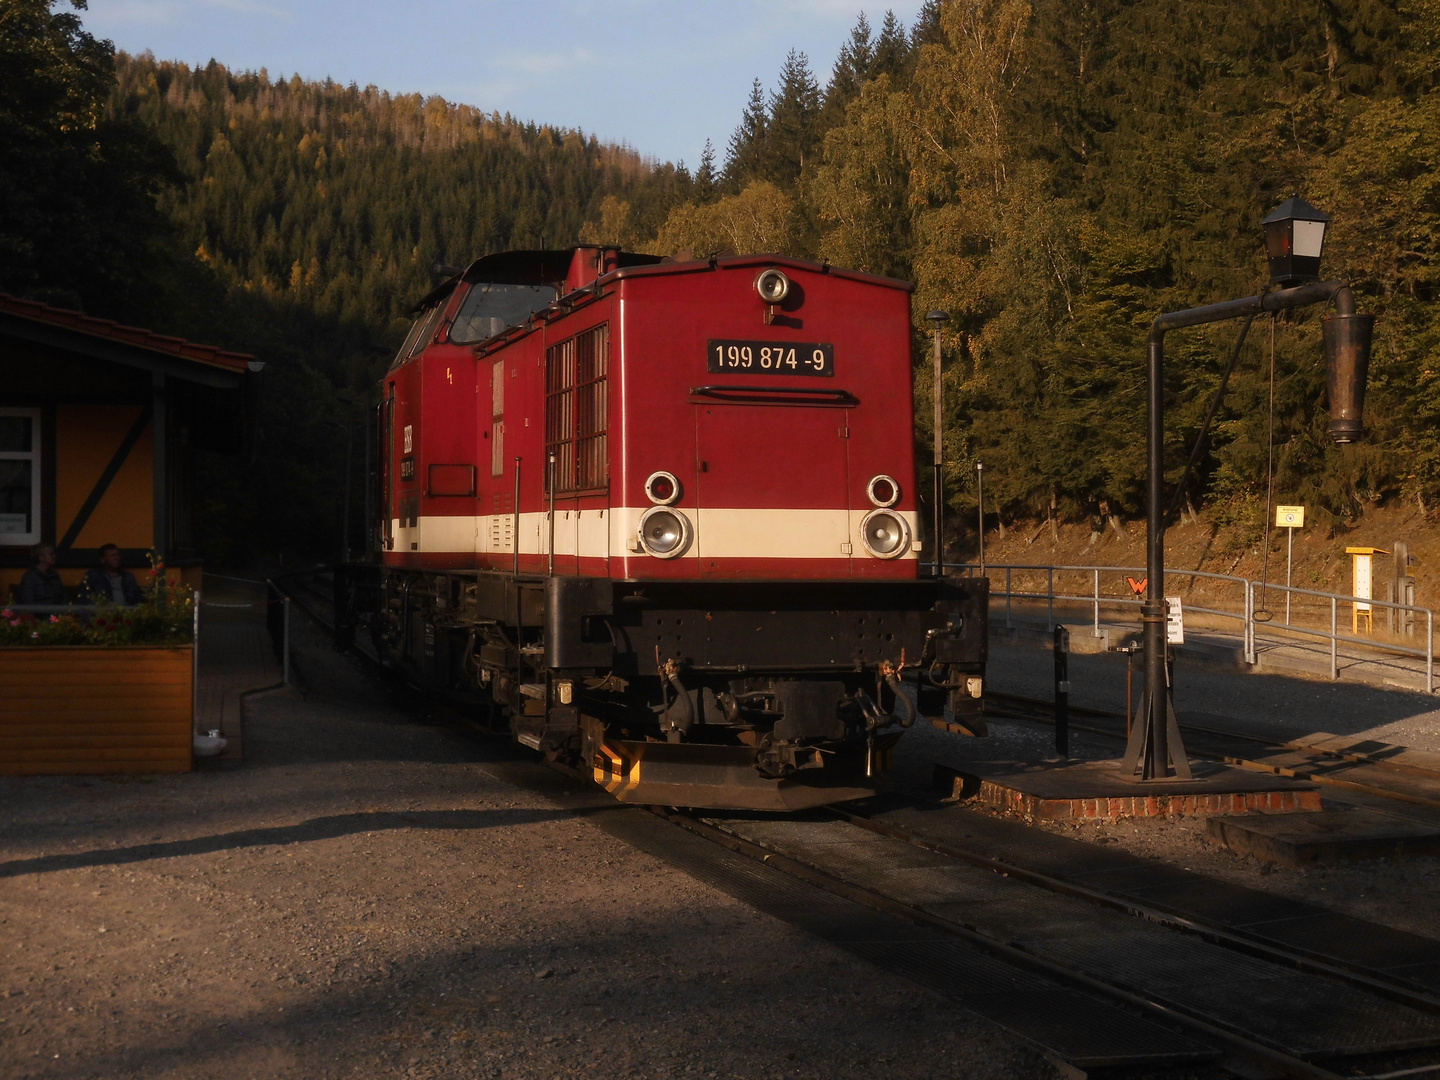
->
xmin=545 ymin=324 xmax=609 ymax=493
xmin=393 ymin=318 xmax=426 ymax=366
xmin=391 ymin=301 xmax=448 ymax=369
xmin=450 ymin=282 xmax=558 ymax=344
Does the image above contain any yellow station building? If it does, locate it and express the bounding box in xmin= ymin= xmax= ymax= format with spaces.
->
xmin=0 ymin=293 xmax=257 ymax=598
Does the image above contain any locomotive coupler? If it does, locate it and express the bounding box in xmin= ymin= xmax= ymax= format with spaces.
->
xmin=656 ymin=657 xmax=694 ymax=740
xmin=875 ymin=658 xmax=916 ymax=729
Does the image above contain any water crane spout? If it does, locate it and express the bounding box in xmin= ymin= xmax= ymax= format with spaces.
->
xmin=1324 ymin=287 xmax=1374 ymax=445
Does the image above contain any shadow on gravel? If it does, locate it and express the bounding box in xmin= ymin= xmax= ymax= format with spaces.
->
xmin=0 ymin=807 xmax=604 ymax=878
xmin=48 ymin=926 xmax=953 ymax=1080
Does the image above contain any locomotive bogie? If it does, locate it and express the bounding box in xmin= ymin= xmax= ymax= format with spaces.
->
xmin=348 ymin=560 xmax=987 ymax=809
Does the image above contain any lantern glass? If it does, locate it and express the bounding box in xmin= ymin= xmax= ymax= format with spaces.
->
xmin=1264 ymin=220 xmax=1290 ymax=259
xmin=1292 ymin=218 xmax=1326 ymax=259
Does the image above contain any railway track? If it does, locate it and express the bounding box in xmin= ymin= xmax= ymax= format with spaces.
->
xmin=270 ymin=571 xmax=1440 ymax=1078
xmin=666 ymin=804 xmax=1440 ymax=1080
xmin=270 ymin=568 xmax=336 ymax=631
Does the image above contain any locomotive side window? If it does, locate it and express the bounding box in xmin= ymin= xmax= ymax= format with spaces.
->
xmin=391 ymin=318 xmax=427 ymax=369
xmin=545 ymin=324 xmax=609 ymax=493
xmin=491 ymin=358 xmax=505 ymax=477
xmin=403 ymin=302 xmax=447 ymax=361
xmin=450 ymin=282 xmax=558 ymax=344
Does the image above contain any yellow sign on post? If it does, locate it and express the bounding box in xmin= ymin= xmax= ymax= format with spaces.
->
xmin=1276 ymin=506 xmax=1305 ymax=528
xmin=1276 ymin=506 xmax=1305 ymax=623
xmin=1346 ymin=546 xmax=1388 ymax=634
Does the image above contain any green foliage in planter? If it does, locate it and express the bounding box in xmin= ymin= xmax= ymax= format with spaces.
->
xmin=0 ymin=590 xmax=194 ymax=647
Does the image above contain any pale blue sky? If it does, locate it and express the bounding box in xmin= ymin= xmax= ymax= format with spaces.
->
xmin=84 ymin=0 xmax=927 ymax=169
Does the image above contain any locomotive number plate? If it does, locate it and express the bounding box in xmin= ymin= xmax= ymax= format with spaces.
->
xmin=707 ymin=339 xmax=833 ymax=377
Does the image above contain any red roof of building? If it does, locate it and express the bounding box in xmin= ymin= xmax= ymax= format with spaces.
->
xmin=0 ymin=292 xmax=254 ymax=373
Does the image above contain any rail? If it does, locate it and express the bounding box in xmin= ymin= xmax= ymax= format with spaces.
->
xmin=927 ymin=561 xmax=1435 ymax=693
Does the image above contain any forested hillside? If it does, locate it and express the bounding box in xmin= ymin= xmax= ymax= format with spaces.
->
xmin=5 ymin=0 xmax=1439 ymax=563
xmin=613 ymin=0 xmax=1440 ymax=549
xmin=109 ymin=54 xmax=693 ymax=392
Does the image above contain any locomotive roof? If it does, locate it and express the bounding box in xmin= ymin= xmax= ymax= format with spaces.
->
xmin=410 ymin=248 xmax=911 ymax=313
xmin=411 ymin=247 xmax=665 ymax=312
xmin=607 ymin=252 xmax=915 ymax=293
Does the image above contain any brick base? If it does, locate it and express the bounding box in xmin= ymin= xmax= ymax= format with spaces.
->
xmin=966 ymin=778 xmax=1323 ymax=822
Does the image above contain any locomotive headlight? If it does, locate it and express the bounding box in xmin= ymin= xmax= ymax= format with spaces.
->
xmin=867 ymin=474 xmax=900 ymax=508
xmin=860 ymin=508 xmax=910 ymax=559
xmin=644 ymin=470 xmax=682 ymax=505
xmin=756 ymin=268 xmax=791 ymax=304
xmin=638 ymin=506 xmax=692 ymax=558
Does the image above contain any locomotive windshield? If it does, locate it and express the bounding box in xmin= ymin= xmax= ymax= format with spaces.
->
xmin=449 ymin=282 xmax=557 ymax=344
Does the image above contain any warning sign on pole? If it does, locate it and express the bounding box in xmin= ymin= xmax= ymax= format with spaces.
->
xmin=1165 ymin=597 xmax=1185 ymax=645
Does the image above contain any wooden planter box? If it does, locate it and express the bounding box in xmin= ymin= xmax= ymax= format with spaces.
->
xmin=0 ymin=645 xmax=194 ymax=775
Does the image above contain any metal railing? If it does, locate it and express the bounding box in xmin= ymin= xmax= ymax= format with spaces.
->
xmin=265 ymin=580 xmax=292 ymax=687
xmin=1250 ymin=580 xmax=1433 ymax=690
xmin=931 ymin=561 xmax=1436 ymax=693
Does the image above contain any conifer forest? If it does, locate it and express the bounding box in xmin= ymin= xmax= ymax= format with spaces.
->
xmin=3 ymin=0 xmax=1438 ymax=563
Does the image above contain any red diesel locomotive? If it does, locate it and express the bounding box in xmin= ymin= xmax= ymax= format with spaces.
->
xmin=342 ymin=246 xmax=988 ymax=809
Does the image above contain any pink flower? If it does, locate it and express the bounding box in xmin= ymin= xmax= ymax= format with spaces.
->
xmin=0 ymin=608 xmax=11 ymax=618
xmin=49 ymin=614 xmax=59 ymax=624
xmin=8 ymin=619 xmax=18 ymax=627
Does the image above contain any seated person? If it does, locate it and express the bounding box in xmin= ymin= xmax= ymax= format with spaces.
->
xmin=17 ymin=543 xmax=67 ymax=605
xmin=80 ymin=544 xmax=144 ymax=606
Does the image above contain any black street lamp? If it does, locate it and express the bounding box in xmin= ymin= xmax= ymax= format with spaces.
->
xmin=1262 ymin=196 xmax=1331 ymax=287
xmin=926 ymin=309 xmax=949 ymax=574
xmin=975 ymin=459 xmax=985 ymax=576
xmin=1126 ymin=198 xmax=1374 ymax=781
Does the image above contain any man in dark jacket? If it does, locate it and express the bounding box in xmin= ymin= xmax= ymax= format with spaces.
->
xmin=17 ymin=543 xmax=66 ymax=605
xmin=80 ymin=544 xmax=144 ymax=606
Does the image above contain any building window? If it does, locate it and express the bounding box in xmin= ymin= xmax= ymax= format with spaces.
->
xmin=545 ymin=324 xmax=609 ymax=493
xmin=0 ymin=407 xmax=40 ymax=546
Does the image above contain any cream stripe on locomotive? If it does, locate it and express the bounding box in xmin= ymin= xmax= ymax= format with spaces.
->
xmin=391 ymin=507 xmax=919 ymax=559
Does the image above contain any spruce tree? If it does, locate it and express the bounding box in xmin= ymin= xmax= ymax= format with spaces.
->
xmin=911 ymin=0 xmax=945 ymax=48
xmin=823 ymin=12 xmax=875 ymax=121
xmin=764 ymin=50 xmax=822 ymax=185
xmin=724 ymin=78 xmax=769 ymax=189
xmin=871 ymin=11 xmax=910 ymax=78
xmin=695 ymin=138 xmax=717 ymax=201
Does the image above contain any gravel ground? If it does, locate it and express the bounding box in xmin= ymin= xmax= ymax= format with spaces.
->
xmin=0 ymin=619 xmax=1056 ymax=1080
xmin=9 ymin=619 xmax=1439 ymax=1080
xmin=890 ymin=640 xmax=1440 ymax=941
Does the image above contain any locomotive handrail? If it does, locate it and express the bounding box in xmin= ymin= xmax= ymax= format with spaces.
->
xmin=688 ymin=385 xmax=857 ymax=406
xmin=934 ymin=560 xmax=1436 ymax=692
